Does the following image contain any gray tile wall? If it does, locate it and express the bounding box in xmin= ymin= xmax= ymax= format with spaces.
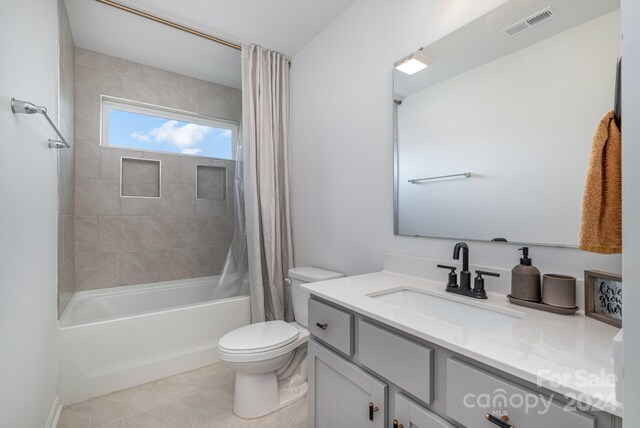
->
xmin=58 ymin=0 xmax=76 ymax=316
xmin=73 ymin=48 xmax=240 ymax=291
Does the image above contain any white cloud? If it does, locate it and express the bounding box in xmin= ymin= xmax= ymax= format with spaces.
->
xmin=149 ymin=120 xmax=211 ymax=149
xmin=217 ymin=129 xmax=232 ymax=139
xmin=131 ymin=120 xmax=213 ymax=152
xmin=131 ymin=131 xmax=150 ymax=143
xmin=181 ymin=148 xmax=202 ymax=155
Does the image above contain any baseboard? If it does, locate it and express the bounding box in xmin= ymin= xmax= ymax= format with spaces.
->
xmin=45 ymin=395 xmax=62 ymax=428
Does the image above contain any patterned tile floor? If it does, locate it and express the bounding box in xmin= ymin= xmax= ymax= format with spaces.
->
xmin=57 ymin=363 xmax=307 ymax=428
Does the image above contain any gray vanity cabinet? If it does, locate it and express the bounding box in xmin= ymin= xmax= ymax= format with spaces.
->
xmin=307 ymin=297 xmax=621 ymax=428
xmin=308 ymin=340 xmax=387 ymax=428
xmin=393 ymin=393 xmax=456 ymax=428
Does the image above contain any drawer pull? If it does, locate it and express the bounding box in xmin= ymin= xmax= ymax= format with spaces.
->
xmin=368 ymin=402 xmax=379 ymax=421
xmin=392 ymin=419 xmax=403 ymax=428
xmin=485 ymin=413 xmax=515 ymax=428
xmin=315 ymin=322 xmax=328 ymax=330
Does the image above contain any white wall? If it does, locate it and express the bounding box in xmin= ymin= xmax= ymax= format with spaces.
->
xmin=622 ymin=0 xmax=640 ymax=425
xmin=290 ymin=0 xmax=621 ymax=284
xmin=0 ymin=1 xmax=60 ymax=426
xmin=398 ymin=10 xmax=620 ymax=246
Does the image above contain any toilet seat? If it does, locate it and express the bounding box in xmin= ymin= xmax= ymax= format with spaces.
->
xmin=219 ymin=320 xmax=299 ymax=353
xmin=218 ymin=322 xmax=309 ymax=363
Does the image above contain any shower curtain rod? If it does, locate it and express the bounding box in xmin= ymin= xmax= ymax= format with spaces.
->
xmin=96 ymin=0 xmax=242 ymax=51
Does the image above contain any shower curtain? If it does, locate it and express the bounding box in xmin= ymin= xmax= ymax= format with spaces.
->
xmin=241 ymin=44 xmax=294 ymax=323
xmin=211 ymin=125 xmax=250 ymax=301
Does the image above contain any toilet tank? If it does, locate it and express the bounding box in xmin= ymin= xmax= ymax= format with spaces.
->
xmin=289 ymin=266 xmax=343 ymax=328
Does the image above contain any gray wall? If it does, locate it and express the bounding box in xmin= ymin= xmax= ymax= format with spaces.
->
xmin=73 ymin=48 xmax=241 ymax=290
xmin=58 ymin=0 xmax=76 ymax=316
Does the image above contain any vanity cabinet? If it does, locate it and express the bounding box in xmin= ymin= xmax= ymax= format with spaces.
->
xmin=308 ymin=340 xmax=387 ymax=427
xmin=308 ymin=296 xmax=622 ymax=428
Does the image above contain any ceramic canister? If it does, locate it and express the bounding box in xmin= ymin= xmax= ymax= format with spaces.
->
xmin=542 ymin=274 xmax=576 ymax=308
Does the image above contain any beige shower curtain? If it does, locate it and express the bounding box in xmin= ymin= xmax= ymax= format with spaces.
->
xmin=241 ymin=44 xmax=294 ymax=322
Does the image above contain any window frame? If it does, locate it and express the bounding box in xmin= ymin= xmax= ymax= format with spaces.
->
xmin=100 ymin=95 xmax=239 ymax=160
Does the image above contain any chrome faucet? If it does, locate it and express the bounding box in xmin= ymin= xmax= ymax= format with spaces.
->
xmin=437 ymin=242 xmax=500 ymax=300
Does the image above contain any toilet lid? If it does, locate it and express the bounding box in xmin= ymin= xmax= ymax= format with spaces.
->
xmin=218 ymin=320 xmax=300 ymax=354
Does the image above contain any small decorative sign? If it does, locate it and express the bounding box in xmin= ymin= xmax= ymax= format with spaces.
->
xmin=584 ymin=270 xmax=622 ymax=328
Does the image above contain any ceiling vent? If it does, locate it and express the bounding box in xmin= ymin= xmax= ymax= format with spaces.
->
xmin=501 ymin=7 xmax=556 ymax=38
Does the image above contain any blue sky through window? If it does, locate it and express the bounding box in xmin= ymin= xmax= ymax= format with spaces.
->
xmin=108 ymin=108 xmax=233 ymax=159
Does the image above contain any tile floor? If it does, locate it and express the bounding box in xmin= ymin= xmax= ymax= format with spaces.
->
xmin=57 ymin=363 xmax=307 ymax=428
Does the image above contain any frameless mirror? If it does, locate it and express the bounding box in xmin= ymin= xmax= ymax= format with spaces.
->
xmin=394 ymin=0 xmax=620 ymax=247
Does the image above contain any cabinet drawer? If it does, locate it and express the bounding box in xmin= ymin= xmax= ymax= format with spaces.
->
xmin=308 ymin=299 xmax=353 ymax=356
xmin=446 ymin=358 xmax=595 ymax=428
xmin=358 ymin=320 xmax=433 ymax=404
xmin=394 ymin=393 xmax=455 ymax=428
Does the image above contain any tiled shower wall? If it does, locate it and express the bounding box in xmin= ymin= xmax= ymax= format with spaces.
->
xmin=58 ymin=0 xmax=76 ymax=315
xmin=73 ymin=48 xmax=241 ymax=291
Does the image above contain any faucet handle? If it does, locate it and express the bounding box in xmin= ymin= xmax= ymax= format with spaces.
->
xmin=476 ymin=270 xmax=500 ymax=278
xmin=473 ymin=270 xmax=500 ymax=299
xmin=437 ymin=264 xmax=458 ymax=288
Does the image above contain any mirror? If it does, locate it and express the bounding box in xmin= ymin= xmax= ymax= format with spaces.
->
xmin=394 ymin=0 xmax=620 ymax=247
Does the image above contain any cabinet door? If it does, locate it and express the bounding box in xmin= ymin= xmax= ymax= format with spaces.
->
xmin=394 ymin=393 xmax=456 ymax=428
xmin=309 ymin=340 xmax=387 ymax=428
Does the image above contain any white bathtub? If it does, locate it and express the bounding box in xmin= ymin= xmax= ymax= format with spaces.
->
xmin=58 ymin=276 xmax=250 ymax=404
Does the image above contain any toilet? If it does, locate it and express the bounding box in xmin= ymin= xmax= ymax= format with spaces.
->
xmin=217 ymin=266 xmax=343 ymax=418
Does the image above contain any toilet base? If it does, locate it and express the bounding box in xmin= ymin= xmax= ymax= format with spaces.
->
xmin=233 ymin=371 xmax=308 ymax=418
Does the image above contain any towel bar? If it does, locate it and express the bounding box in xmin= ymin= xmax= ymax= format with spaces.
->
xmin=11 ymin=98 xmax=70 ymax=149
xmin=408 ymin=172 xmax=471 ymax=184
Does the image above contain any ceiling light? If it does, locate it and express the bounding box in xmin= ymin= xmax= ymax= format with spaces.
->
xmin=394 ymin=51 xmax=430 ymax=75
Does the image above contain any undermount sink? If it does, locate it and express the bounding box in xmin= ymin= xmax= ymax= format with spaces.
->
xmin=369 ymin=288 xmax=523 ymax=334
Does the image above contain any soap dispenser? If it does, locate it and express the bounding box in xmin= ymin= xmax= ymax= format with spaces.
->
xmin=511 ymin=247 xmax=541 ymax=302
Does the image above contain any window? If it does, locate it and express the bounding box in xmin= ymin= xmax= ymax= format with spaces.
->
xmin=101 ymin=97 xmax=238 ymax=160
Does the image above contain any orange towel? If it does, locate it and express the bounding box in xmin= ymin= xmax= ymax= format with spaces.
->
xmin=579 ymin=111 xmax=622 ymax=254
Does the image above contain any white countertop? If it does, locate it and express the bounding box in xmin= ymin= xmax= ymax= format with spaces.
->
xmin=302 ymin=270 xmax=622 ymax=417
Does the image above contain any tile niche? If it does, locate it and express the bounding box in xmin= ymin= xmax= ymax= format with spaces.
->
xmin=197 ymin=165 xmax=226 ymax=201
xmin=121 ymin=157 xmax=161 ymax=198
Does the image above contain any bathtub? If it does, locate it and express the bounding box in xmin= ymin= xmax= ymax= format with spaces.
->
xmin=58 ymin=276 xmax=250 ymax=404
